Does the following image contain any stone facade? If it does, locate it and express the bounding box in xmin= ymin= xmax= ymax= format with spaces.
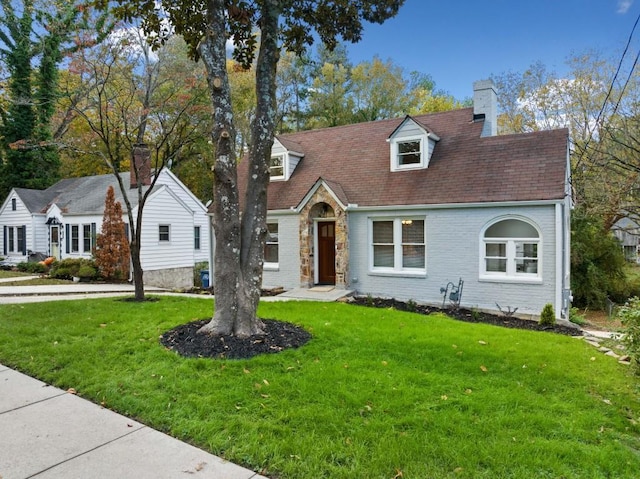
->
xmin=299 ymin=185 xmax=348 ymax=289
xmin=145 ymin=266 xmax=194 ymax=290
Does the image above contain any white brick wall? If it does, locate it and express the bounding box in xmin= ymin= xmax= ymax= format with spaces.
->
xmin=262 ymin=213 xmax=300 ymax=289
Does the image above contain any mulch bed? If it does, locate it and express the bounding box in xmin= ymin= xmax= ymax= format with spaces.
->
xmin=160 ymin=294 xmax=581 ymax=360
xmin=349 ymin=296 xmax=582 ymax=336
xmin=160 ymin=318 xmax=312 ymax=359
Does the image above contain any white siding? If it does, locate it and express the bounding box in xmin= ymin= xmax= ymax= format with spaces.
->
xmin=155 ymin=170 xmax=210 ymax=264
xmin=0 ymin=193 xmax=33 ymax=262
xmin=61 ymin=214 xmax=100 ymax=259
xmin=139 ymin=188 xmax=194 ymax=271
xmin=262 ymin=213 xmax=300 ymax=289
xmin=348 ymin=204 xmax=559 ymax=318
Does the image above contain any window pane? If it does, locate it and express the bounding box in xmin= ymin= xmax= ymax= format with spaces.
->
xmin=403 ymin=245 xmax=425 ymax=268
xmin=71 ymin=225 xmax=79 ymax=252
xmin=516 ymin=258 xmax=538 ymax=274
xmin=265 ymin=244 xmax=278 ymax=263
xmin=270 ymin=156 xmax=284 ymax=177
xmin=265 ymin=223 xmax=278 ymax=263
xmin=373 ymin=221 xmax=393 ymax=243
xmin=486 ymin=258 xmax=507 ymax=272
xmin=398 ymin=141 xmax=421 ymax=165
xmin=402 ymin=220 xmax=424 ymax=243
xmin=373 ymin=245 xmax=394 ymax=267
xmin=83 ymin=225 xmax=91 ymax=252
xmin=159 ymin=225 xmax=170 ymax=241
xmin=486 ymin=243 xmax=506 ymax=257
xmin=486 ymin=219 xmax=538 ymax=238
xmin=516 ymin=242 xmax=537 ymax=258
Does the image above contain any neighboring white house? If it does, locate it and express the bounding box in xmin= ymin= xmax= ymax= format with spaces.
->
xmin=230 ymin=80 xmax=572 ymax=319
xmin=0 ymin=152 xmax=209 ymax=289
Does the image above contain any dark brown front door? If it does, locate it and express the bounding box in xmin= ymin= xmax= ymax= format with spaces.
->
xmin=318 ymin=222 xmax=336 ymax=285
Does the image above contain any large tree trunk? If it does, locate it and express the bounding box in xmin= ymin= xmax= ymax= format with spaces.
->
xmin=198 ymin=0 xmax=280 ymax=338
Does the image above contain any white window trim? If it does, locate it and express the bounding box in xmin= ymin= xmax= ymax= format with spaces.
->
xmin=390 ymin=135 xmax=425 ymax=172
xmin=264 ymin=221 xmax=279 ymax=270
xmin=369 ymin=216 xmax=426 ymax=277
xmin=159 ymin=224 xmax=171 ymax=243
xmin=269 ymin=154 xmax=286 ymax=181
xmin=479 ymin=218 xmax=542 ymax=284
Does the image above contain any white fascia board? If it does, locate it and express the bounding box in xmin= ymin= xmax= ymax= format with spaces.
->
xmin=346 ymin=199 xmax=564 ymax=212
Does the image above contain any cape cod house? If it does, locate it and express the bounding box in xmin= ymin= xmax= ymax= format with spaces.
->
xmin=234 ymin=80 xmax=572 ymax=319
xmin=0 ymin=147 xmax=209 ymax=289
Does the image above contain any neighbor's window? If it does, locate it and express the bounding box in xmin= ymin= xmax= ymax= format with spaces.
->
xmin=159 ymin=224 xmax=170 ymax=242
xmin=83 ymin=224 xmax=92 ymax=252
xmin=194 ymin=226 xmax=201 ymax=250
xmin=269 ymin=155 xmax=284 ymax=179
xmin=8 ymin=226 xmax=14 ymax=252
xmin=11 ymin=198 xmax=16 ymax=211
xmin=482 ymin=218 xmax=540 ymax=280
xmin=71 ymin=225 xmax=79 ymax=252
xmin=264 ymin=222 xmax=279 ymax=267
xmin=371 ymin=218 xmax=425 ymax=273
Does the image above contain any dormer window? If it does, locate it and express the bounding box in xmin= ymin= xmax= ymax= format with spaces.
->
xmin=388 ymin=116 xmax=439 ymax=172
xmin=397 ymin=139 xmax=423 ymax=167
xmin=269 ymin=155 xmax=285 ymax=180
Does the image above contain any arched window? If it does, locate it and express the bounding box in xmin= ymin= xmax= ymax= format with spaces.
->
xmin=481 ymin=218 xmax=541 ymax=280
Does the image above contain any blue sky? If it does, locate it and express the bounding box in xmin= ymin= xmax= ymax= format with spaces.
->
xmin=346 ymin=0 xmax=638 ymax=100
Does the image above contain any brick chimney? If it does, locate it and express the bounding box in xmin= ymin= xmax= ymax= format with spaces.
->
xmin=473 ymin=80 xmax=497 ymax=137
xmin=130 ymin=144 xmax=152 ymax=189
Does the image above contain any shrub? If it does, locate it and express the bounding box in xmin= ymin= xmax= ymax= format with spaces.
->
xmin=16 ymin=261 xmax=48 ymax=274
xmin=568 ymin=307 xmax=587 ymax=326
xmin=539 ymin=303 xmax=556 ymax=326
xmin=616 ymin=297 xmax=640 ymax=374
xmin=50 ymin=258 xmax=99 ymax=280
xmin=193 ymin=261 xmax=209 ymax=288
xmin=77 ymin=264 xmax=98 ymax=280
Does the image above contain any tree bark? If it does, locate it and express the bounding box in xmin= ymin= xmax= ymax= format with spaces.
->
xmin=198 ymin=0 xmax=280 ymax=338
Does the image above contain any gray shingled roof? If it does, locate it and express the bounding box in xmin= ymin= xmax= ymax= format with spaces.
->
xmin=15 ymin=173 xmax=148 ymax=215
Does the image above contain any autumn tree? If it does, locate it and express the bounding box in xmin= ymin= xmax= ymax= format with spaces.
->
xmin=0 ymin=0 xmax=112 ymax=199
xmin=100 ymin=0 xmax=405 ymax=337
xmin=95 ymin=185 xmax=130 ymax=280
xmin=68 ymin=28 xmax=210 ymax=300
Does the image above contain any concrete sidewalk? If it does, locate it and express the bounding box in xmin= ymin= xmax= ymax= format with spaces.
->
xmin=0 ymin=364 xmax=267 ymax=479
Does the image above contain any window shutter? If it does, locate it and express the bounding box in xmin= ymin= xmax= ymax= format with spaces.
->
xmin=65 ymin=224 xmax=70 ymax=254
xmin=91 ymin=222 xmax=97 ymax=250
xmin=3 ymin=226 xmax=6 ymax=256
xmin=21 ymin=225 xmax=27 ymax=255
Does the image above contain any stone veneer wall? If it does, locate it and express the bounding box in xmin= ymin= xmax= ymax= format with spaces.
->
xmin=144 ymin=266 xmax=194 ymax=290
xmin=299 ymin=185 xmax=349 ymax=289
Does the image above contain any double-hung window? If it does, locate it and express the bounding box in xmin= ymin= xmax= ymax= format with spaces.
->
xmin=481 ymin=218 xmax=541 ymax=281
xmin=371 ymin=217 xmax=425 ymax=274
xmin=159 ymin=225 xmax=170 ymax=242
xmin=194 ymin=226 xmax=201 ymax=250
xmin=269 ymin=155 xmax=285 ymax=180
xmin=83 ymin=225 xmax=92 ymax=252
xmin=71 ymin=225 xmax=79 ymax=253
xmin=391 ymin=136 xmax=424 ymax=171
xmin=264 ymin=222 xmax=279 ymax=268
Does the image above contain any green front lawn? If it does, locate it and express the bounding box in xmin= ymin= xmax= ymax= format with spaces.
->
xmin=0 ymin=270 xmax=32 ymax=279
xmin=0 ymin=297 xmax=638 ymax=478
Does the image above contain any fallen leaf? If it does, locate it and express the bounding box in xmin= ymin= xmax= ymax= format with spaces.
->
xmin=195 ymin=462 xmax=206 ymax=471
xmin=393 ymin=470 xmax=404 ymax=478
xmin=590 ymin=357 xmax=596 ymax=361
xmin=381 ymin=360 xmax=388 ymax=366
xmin=67 ymin=388 xmax=77 ymax=394
xmin=480 ymin=365 xmax=488 ymax=372
xmin=263 ymin=379 xmax=270 ymax=386
xmin=478 ymin=340 xmax=487 ymax=345
xmin=99 ymin=324 xmax=106 ymax=328
xmin=603 ymin=399 xmax=612 ymax=405
xmin=465 ymin=389 xmax=472 ymax=395
xmin=441 ymin=395 xmax=448 ymax=400
xmin=243 ymin=368 xmax=250 ymax=374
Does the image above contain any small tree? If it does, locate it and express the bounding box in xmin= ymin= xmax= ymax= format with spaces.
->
xmin=539 ymin=303 xmax=556 ymax=326
xmin=95 ymin=186 xmax=130 ymax=280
